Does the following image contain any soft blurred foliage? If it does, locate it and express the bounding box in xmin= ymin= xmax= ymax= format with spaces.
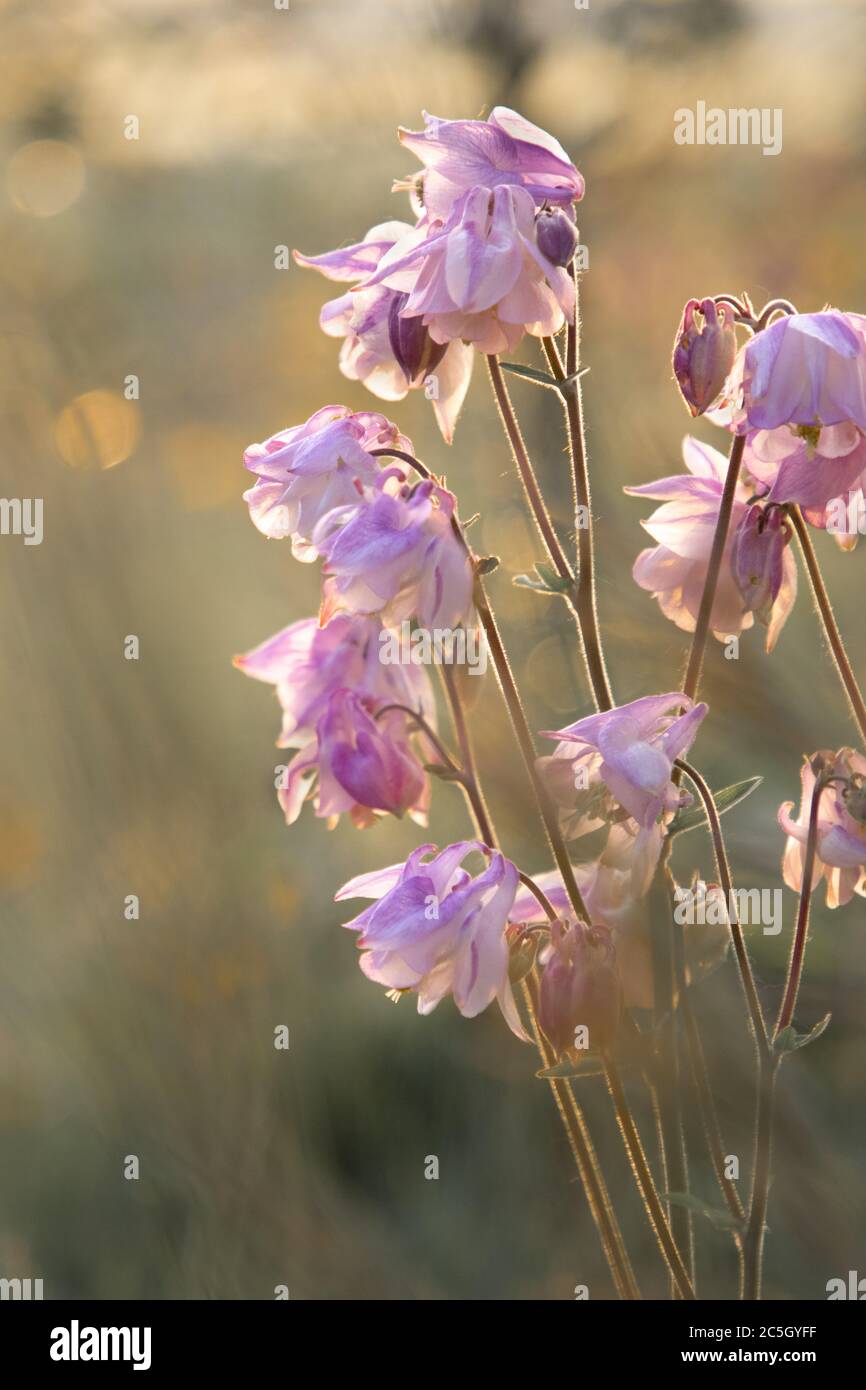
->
xmin=1 ymin=0 xmax=865 ymax=1299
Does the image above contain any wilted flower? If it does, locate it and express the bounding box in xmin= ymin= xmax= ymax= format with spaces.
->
xmin=336 ymin=842 xmax=525 ymax=1035
xmin=779 ymin=749 xmax=866 ymax=908
xmin=626 ymin=436 xmax=797 ymax=651
xmin=672 ymin=298 xmax=738 ymax=417
xmin=294 ymin=222 xmax=474 ymax=443
xmin=243 ymin=405 xmax=409 ymax=553
xmin=539 ymin=693 xmax=707 ymax=893
xmin=538 ymin=921 xmax=620 ymax=1058
xmin=730 ymin=503 xmax=790 ymax=627
xmin=398 ymin=107 xmax=584 ymax=221
xmin=361 ymin=184 xmax=574 ymax=355
xmin=315 ymin=477 xmax=475 ymax=630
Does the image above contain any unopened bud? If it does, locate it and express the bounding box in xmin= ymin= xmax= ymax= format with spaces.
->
xmin=535 ymin=207 xmax=580 ymax=268
xmin=388 ymin=292 xmax=447 ymax=385
xmin=731 ymin=504 xmax=787 ymax=625
xmin=672 ymin=298 xmax=737 ymax=416
xmin=538 ymin=921 xmax=621 ymax=1058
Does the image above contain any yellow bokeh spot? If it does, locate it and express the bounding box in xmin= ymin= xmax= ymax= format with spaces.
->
xmin=55 ymin=390 xmax=140 ymax=470
xmin=7 ymin=140 xmax=85 ymax=217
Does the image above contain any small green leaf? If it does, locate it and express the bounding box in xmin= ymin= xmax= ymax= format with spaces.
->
xmin=423 ymin=763 xmax=463 ymax=783
xmin=774 ymin=1012 xmax=831 ymax=1057
xmin=513 ymin=562 xmax=572 ymax=596
xmin=668 ymin=776 xmax=763 ymax=838
xmin=498 ymin=362 xmax=560 ymax=390
xmin=664 ymin=1191 xmax=745 ymax=1234
xmin=536 ymin=1054 xmax=606 ymax=1080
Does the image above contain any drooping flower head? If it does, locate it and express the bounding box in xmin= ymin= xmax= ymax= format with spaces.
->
xmin=294 ymin=223 xmax=474 ymax=443
xmin=243 ymin=405 xmax=410 ymax=553
xmin=626 ymin=436 xmax=797 ymax=651
xmin=537 ymin=920 xmax=621 ymax=1059
xmin=539 ymin=693 xmax=708 ymax=893
xmin=779 ymin=749 xmax=866 ymax=908
xmin=712 ymin=310 xmax=866 ymax=515
xmin=360 ymin=184 xmax=575 ymax=356
xmin=315 ymin=476 xmax=475 ymax=631
xmin=235 ymin=613 xmax=437 ymax=829
xmin=397 ymin=107 xmax=584 ymax=221
xmin=336 ymin=842 xmax=524 ymax=1036
xmin=672 ymin=298 xmax=738 ymax=418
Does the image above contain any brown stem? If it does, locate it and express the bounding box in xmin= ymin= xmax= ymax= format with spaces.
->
xmin=741 ymin=1058 xmax=777 ymax=1300
xmin=775 ymin=773 xmax=826 ymax=1037
xmin=682 ymin=434 xmax=746 ymax=704
xmin=788 ymin=506 xmax=866 ymax=743
xmin=604 ymin=1056 xmax=696 ymax=1300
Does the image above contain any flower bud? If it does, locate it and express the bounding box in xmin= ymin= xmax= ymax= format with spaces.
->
xmin=535 ymin=207 xmax=580 ymax=268
xmin=538 ymin=921 xmax=621 ymax=1058
xmin=731 ymin=504 xmax=787 ymax=625
xmin=388 ymin=292 xmax=447 ymax=385
xmin=672 ymin=298 xmax=737 ymax=416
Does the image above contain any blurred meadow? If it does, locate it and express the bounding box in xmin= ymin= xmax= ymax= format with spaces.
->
xmin=1 ymin=0 xmax=866 ymax=1299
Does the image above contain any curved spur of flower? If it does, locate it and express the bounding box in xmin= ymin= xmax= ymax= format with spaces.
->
xmin=625 ymin=435 xmax=797 ymax=651
xmin=280 ymin=689 xmax=433 ymax=830
xmin=243 ymin=405 xmax=411 ymax=553
xmin=397 ymin=107 xmax=584 ymax=221
xmin=779 ymin=749 xmax=866 ymax=908
xmin=315 ymin=478 xmax=475 ymax=630
xmin=233 ymin=613 xmax=435 ymax=749
xmin=294 ymin=222 xmax=473 ymax=443
xmin=335 ymin=842 xmax=525 ymax=1036
xmin=538 ymin=693 xmax=708 ymax=894
xmin=361 ymin=184 xmax=575 ymax=356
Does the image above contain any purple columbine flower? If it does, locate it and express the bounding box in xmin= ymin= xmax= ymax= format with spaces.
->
xmin=672 ymin=298 xmax=738 ymax=417
xmin=537 ymin=921 xmax=621 ymax=1059
xmin=280 ymin=689 xmax=433 ymax=830
xmin=779 ymin=749 xmax=866 ymax=908
xmin=360 ymin=184 xmax=574 ymax=356
xmin=539 ymin=693 xmax=708 ymax=894
xmin=335 ymin=842 xmax=525 ymax=1036
xmin=242 ymin=405 xmax=409 ymax=552
xmin=625 ymin=436 xmax=798 ymax=652
xmin=315 ymin=478 xmax=475 ymax=631
xmin=233 ymin=613 xmax=435 ymax=750
xmin=294 ymin=222 xmax=474 ymax=443
xmin=534 ymin=206 xmax=580 ymax=268
xmin=397 ymin=107 xmax=584 ymax=221
xmin=730 ymin=503 xmax=790 ymax=628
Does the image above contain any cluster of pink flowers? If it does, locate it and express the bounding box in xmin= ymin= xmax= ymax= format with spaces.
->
xmin=237 ymin=106 xmax=866 ymax=1070
xmin=295 ymin=108 xmax=584 ymax=442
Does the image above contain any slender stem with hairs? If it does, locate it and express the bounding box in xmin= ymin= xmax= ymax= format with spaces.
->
xmin=788 ymin=506 xmax=866 ymax=743
xmin=682 ymin=434 xmax=746 ymax=704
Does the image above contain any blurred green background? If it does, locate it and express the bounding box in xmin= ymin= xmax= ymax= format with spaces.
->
xmin=1 ymin=0 xmax=865 ymax=1300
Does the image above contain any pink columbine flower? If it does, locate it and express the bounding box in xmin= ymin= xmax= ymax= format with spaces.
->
xmin=280 ymin=689 xmax=432 ymax=829
xmin=360 ymin=184 xmax=575 ymax=356
xmin=242 ymin=405 xmax=409 ymax=554
xmin=779 ymin=749 xmax=866 ymax=908
xmin=314 ymin=477 xmax=475 ymax=631
xmin=672 ymin=298 xmax=738 ymax=417
xmin=730 ymin=503 xmax=790 ymax=627
xmin=539 ymin=694 xmax=708 ymax=894
xmin=335 ymin=842 xmax=525 ymax=1036
xmin=233 ymin=613 xmax=435 ymax=749
xmin=626 ymin=436 xmax=798 ymax=651
xmin=537 ymin=921 xmax=621 ymax=1058
xmin=398 ymin=107 xmax=584 ymax=221
xmin=711 ymin=311 xmax=866 ymax=513
xmin=294 ymin=222 xmax=474 ymax=443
